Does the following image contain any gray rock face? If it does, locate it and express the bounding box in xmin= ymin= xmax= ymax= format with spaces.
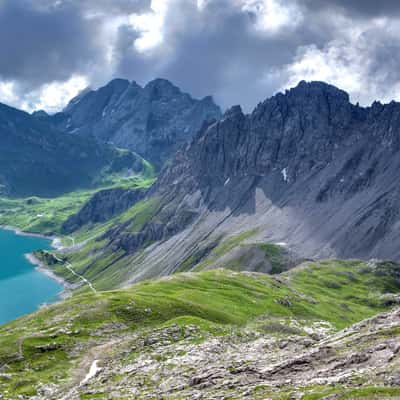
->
xmin=51 ymin=78 xmax=222 ymax=168
xmin=96 ymin=81 xmax=400 ymax=282
xmin=62 ymin=187 xmax=146 ymax=233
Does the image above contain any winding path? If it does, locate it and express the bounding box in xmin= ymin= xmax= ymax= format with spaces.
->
xmin=48 ymin=251 xmax=97 ymax=293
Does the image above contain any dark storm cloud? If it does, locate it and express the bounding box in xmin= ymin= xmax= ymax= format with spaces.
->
xmin=0 ymin=0 xmax=150 ymax=90
xmin=115 ymin=0 xmax=329 ymax=110
xmin=1 ymin=0 xmax=400 ymax=112
xmin=112 ymin=0 xmax=400 ymax=111
xmin=0 ymin=0 xmax=101 ymax=88
xmin=303 ymin=0 xmax=400 ymax=17
xmin=77 ymin=0 xmax=150 ymax=15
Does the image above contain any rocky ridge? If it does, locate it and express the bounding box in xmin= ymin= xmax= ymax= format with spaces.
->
xmin=75 ymin=81 xmax=400 ymax=284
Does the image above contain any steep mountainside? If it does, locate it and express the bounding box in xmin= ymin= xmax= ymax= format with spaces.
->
xmin=0 ymin=102 xmax=145 ymax=197
xmin=57 ymin=81 xmax=400 ymax=287
xmin=45 ymin=78 xmax=221 ymax=168
xmin=1 ymin=261 xmax=400 ymax=399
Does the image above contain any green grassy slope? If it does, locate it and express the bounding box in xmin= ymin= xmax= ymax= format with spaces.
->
xmin=34 ymin=196 xmax=162 ymax=289
xmin=0 ymin=174 xmax=155 ymax=236
xmin=0 ymin=260 xmax=399 ymax=397
xmin=42 ymin=227 xmax=296 ymax=291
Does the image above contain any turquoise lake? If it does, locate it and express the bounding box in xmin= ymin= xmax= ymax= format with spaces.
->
xmin=0 ymin=229 xmax=62 ymax=325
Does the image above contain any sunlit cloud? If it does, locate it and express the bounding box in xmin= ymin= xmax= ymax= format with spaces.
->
xmin=129 ymin=0 xmax=169 ymax=52
xmin=0 ymin=75 xmax=89 ymax=113
xmin=241 ymin=0 xmax=303 ymax=34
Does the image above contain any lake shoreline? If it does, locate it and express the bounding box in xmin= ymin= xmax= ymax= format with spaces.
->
xmin=0 ymin=225 xmax=65 ymax=250
xmin=24 ymin=253 xmax=73 ymax=300
xmin=0 ymin=225 xmax=72 ymax=298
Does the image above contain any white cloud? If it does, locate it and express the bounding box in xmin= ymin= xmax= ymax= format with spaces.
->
xmin=283 ymin=17 xmax=400 ymax=106
xmin=285 ymin=42 xmax=366 ymax=99
xmin=129 ymin=0 xmax=169 ymax=52
xmin=0 ymin=81 xmax=20 ymax=106
xmin=0 ymin=75 xmax=89 ymax=113
xmin=241 ymin=0 xmax=303 ymax=34
xmin=32 ymin=75 xmax=89 ymax=112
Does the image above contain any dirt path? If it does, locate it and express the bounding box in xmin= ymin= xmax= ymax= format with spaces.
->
xmin=48 ymin=252 xmax=97 ymax=293
xmin=57 ymin=339 xmax=121 ymax=400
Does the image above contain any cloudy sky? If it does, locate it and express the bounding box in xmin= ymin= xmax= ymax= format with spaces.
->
xmin=0 ymin=0 xmax=400 ymax=112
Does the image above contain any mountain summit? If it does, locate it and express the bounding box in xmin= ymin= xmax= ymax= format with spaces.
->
xmin=50 ymin=78 xmax=222 ymax=168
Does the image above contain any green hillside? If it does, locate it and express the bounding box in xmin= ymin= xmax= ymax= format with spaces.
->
xmin=1 ymin=260 xmax=399 ymax=398
xmin=0 ymin=103 xmax=144 ymax=197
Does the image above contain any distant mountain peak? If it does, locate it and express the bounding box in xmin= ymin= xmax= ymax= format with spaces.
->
xmin=31 ymin=110 xmax=49 ymax=118
xmin=289 ymin=80 xmax=350 ymax=101
xmin=223 ymin=104 xmax=244 ymax=118
xmin=145 ymin=77 xmax=177 ymax=89
xmin=52 ymin=77 xmax=222 ymax=168
xmin=144 ymin=78 xmax=184 ymax=100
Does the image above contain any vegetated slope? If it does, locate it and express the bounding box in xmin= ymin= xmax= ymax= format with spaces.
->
xmin=44 ymin=78 xmax=222 ymax=168
xmin=1 ymin=260 xmax=400 ymax=399
xmin=0 ymin=102 xmax=146 ymax=197
xmin=0 ymin=174 xmax=155 ymax=236
xmin=59 ymin=80 xmax=400 ymax=286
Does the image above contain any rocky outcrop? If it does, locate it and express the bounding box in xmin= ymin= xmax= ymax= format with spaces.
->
xmin=50 ymin=78 xmax=222 ymax=168
xmin=62 ymin=187 xmax=146 ymax=233
xmin=40 ymin=306 xmax=400 ymax=399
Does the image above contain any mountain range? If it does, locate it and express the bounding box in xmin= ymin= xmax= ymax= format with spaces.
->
xmin=55 ymin=80 xmax=400 ymax=289
xmin=2 ymin=78 xmax=400 ymax=399
xmin=0 ymin=78 xmax=220 ymax=197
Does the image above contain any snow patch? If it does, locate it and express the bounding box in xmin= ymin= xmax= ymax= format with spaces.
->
xmin=80 ymin=360 xmax=101 ymax=386
xmin=281 ymin=167 xmax=288 ymax=182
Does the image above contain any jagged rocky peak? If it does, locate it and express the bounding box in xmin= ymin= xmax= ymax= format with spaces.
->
xmin=31 ymin=109 xmax=49 ymax=118
xmin=144 ymin=78 xmax=183 ymax=99
xmin=51 ymin=77 xmax=221 ymax=168
xmin=187 ymin=81 xmax=376 ymax=186
xmin=253 ymin=80 xmax=357 ymax=130
xmin=287 ymin=80 xmax=350 ymax=100
xmin=223 ymin=104 xmax=244 ymax=118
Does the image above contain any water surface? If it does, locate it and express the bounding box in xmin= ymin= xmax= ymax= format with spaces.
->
xmin=0 ymin=228 xmax=62 ymax=325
